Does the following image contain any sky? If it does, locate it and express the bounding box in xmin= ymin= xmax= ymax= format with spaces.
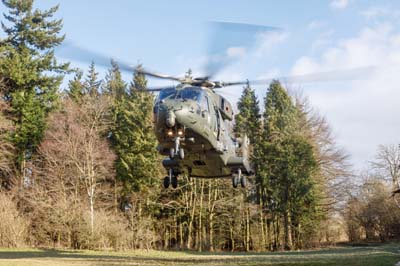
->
xmin=2 ymin=0 xmax=400 ymax=172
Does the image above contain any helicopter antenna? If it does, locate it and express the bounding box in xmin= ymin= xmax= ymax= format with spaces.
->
xmin=185 ymin=69 xmax=192 ymax=79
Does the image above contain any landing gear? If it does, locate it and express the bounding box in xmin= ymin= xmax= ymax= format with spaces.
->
xmin=179 ymin=147 xmax=184 ymax=160
xmin=163 ymin=176 xmax=170 ymax=189
xmin=232 ymin=168 xmax=246 ymax=188
xmin=232 ymin=175 xmax=239 ymax=188
xmin=240 ymin=175 xmax=247 ymax=188
xmin=171 ymin=175 xmax=178 ymax=189
xmin=163 ymin=169 xmax=178 ymax=189
xmin=169 ymin=137 xmax=184 ymax=160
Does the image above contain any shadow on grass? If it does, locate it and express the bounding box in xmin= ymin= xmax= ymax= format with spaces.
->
xmin=182 ymin=243 xmax=400 ymax=257
xmin=0 ymin=243 xmax=398 ymax=266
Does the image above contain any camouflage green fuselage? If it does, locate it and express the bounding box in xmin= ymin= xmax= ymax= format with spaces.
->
xmin=154 ymin=86 xmax=249 ymax=178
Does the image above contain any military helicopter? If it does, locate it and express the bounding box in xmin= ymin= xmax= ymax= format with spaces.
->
xmin=57 ymin=22 xmax=375 ymax=189
xmin=136 ymin=68 xmax=254 ymax=189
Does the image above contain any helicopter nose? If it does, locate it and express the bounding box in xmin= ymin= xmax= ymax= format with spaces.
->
xmin=166 ymin=110 xmax=176 ymax=127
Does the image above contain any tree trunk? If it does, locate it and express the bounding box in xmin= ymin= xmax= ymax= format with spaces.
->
xmin=187 ymin=179 xmax=197 ymax=249
xmin=259 ymin=205 xmax=265 ymax=251
xmin=230 ymin=224 xmax=235 ymax=252
xmin=245 ymin=205 xmax=250 ymax=251
xmin=283 ymin=210 xmax=293 ymax=250
xmin=198 ymin=179 xmax=205 ymax=251
xmin=89 ymin=187 xmax=95 ymax=235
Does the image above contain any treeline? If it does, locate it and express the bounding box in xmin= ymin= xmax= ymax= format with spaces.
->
xmin=0 ymin=0 xmax=399 ymax=251
xmin=344 ymin=145 xmax=400 ymax=242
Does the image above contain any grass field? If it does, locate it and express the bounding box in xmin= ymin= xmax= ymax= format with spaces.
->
xmin=0 ymin=243 xmax=399 ymax=266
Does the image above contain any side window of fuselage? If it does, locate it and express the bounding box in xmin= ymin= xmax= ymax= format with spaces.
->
xmin=201 ymin=95 xmax=210 ymax=112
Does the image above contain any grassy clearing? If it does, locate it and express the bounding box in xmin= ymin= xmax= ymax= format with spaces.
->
xmin=0 ymin=243 xmax=399 ymax=266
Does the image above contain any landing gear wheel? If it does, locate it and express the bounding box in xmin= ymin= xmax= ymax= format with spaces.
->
xmin=232 ymin=175 xmax=239 ymax=188
xmin=171 ymin=175 xmax=178 ymax=189
xmin=240 ymin=175 xmax=247 ymax=188
xmin=163 ymin=176 xmax=170 ymax=189
xmin=179 ymin=148 xmax=184 ymax=160
xmin=169 ymin=148 xmax=175 ymax=159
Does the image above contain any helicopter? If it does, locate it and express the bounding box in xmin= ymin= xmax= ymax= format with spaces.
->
xmin=135 ymin=68 xmax=254 ymax=189
xmin=57 ymin=22 xmax=375 ymax=189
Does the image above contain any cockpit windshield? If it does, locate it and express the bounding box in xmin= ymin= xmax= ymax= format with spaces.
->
xmin=158 ymin=88 xmax=176 ymax=102
xmin=176 ymin=88 xmax=202 ymax=102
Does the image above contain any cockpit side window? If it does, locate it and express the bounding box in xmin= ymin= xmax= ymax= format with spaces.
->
xmin=201 ymin=95 xmax=210 ymax=112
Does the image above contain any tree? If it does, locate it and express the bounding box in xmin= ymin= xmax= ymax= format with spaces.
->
xmin=262 ymin=80 xmax=297 ymax=141
xmin=372 ymin=144 xmax=400 ymax=193
xmin=104 ymin=59 xmax=126 ymax=99
xmin=0 ymin=80 xmax=14 ymax=189
xmin=254 ymin=81 xmax=320 ymax=250
xmin=0 ymin=0 xmax=69 ymax=182
xmin=112 ymin=70 xmax=159 ymax=195
xmin=343 ymin=175 xmax=400 ymax=242
xmin=84 ymin=62 xmax=101 ymax=96
xmin=36 ymin=96 xmax=115 ymax=237
xmin=68 ymin=69 xmax=85 ymax=102
xmin=235 ymin=82 xmax=261 ymax=146
xmin=294 ymin=93 xmax=351 ymax=222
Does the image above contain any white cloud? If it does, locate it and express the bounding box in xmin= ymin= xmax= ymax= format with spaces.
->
xmin=290 ymin=23 xmax=400 ymax=169
xmin=330 ymin=0 xmax=349 ymax=10
xmin=361 ymin=6 xmax=400 ymax=20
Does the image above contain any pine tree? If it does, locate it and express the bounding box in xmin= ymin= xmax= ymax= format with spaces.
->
xmin=255 ymin=80 xmax=319 ymax=249
xmin=0 ymin=0 xmax=69 ymax=180
xmin=104 ymin=59 xmax=126 ymax=99
xmin=84 ymin=62 xmax=101 ymax=96
xmin=263 ymin=80 xmax=297 ymax=141
xmin=111 ymin=70 xmax=159 ymax=195
xmin=234 ymin=82 xmax=261 ymax=145
xmin=68 ymin=69 xmax=85 ymax=102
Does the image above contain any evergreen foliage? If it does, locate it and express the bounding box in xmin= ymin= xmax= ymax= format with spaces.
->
xmin=263 ymin=80 xmax=297 ymax=140
xmin=255 ymin=80 xmax=320 ymax=249
xmin=0 ymin=0 xmax=68 ymax=177
xmin=84 ymin=62 xmax=101 ymax=96
xmin=109 ymin=68 xmax=159 ymax=194
xmin=68 ymin=70 xmax=85 ymax=102
xmin=235 ymin=82 xmax=261 ymax=145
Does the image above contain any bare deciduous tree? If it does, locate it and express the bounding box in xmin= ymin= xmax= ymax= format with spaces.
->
xmin=372 ymin=144 xmax=400 ymax=190
xmin=37 ymin=95 xmax=116 ymax=237
xmin=294 ymin=92 xmax=352 ymax=211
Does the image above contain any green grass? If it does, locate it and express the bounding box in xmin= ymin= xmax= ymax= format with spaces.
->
xmin=0 ymin=243 xmax=399 ymax=266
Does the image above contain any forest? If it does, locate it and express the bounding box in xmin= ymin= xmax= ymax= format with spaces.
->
xmin=0 ymin=0 xmax=399 ymax=252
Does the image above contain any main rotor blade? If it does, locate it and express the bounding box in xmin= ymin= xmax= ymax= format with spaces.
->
xmin=135 ymin=68 xmax=183 ymax=82
xmin=56 ymin=40 xmax=135 ymax=72
xmin=220 ymin=66 xmax=377 ymax=87
xmin=206 ymin=21 xmax=282 ymax=79
xmin=146 ymin=86 xmax=176 ymax=92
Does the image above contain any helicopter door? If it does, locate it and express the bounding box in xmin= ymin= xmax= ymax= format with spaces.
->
xmin=216 ymin=109 xmax=221 ymax=141
xmin=201 ymin=95 xmax=211 ymax=126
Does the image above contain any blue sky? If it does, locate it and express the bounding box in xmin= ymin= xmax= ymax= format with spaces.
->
xmin=2 ymin=0 xmax=400 ymax=171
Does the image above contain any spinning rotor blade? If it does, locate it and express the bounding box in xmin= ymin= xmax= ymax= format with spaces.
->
xmin=135 ymin=68 xmax=183 ymax=82
xmin=206 ymin=21 xmax=282 ymax=79
xmin=57 ymin=40 xmax=135 ymax=72
xmin=220 ymin=66 xmax=376 ymax=88
xmin=146 ymin=85 xmax=177 ymax=92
